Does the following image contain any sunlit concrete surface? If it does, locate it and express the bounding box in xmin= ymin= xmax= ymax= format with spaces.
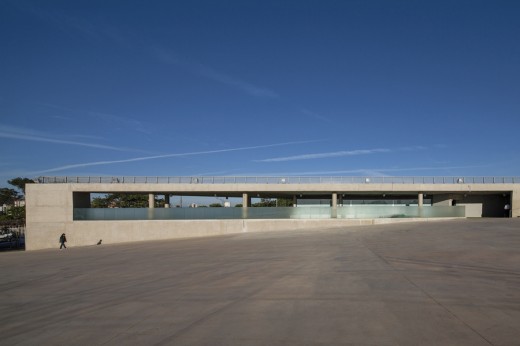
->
xmin=1 ymin=219 xmax=520 ymax=345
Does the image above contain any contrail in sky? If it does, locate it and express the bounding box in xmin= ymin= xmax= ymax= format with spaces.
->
xmin=0 ymin=125 xmax=143 ymax=152
xmin=237 ymin=164 xmax=488 ymax=176
xmin=256 ymin=148 xmax=392 ymax=162
xmin=256 ymin=146 xmax=426 ymax=162
xmin=154 ymin=47 xmax=278 ymax=99
xmin=33 ymin=140 xmax=320 ymax=174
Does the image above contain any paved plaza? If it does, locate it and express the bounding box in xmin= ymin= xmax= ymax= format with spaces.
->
xmin=1 ymin=219 xmax=520 ymax=345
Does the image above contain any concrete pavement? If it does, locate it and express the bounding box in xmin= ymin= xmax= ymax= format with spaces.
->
xmin=1 ymin=219 xmax=520 ymax=345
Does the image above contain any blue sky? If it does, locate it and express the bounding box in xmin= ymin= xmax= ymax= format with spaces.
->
xmin=1 ymin=0 xmax=520 ymax=188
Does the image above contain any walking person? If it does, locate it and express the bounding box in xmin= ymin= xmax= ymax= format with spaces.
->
xmin=504 ymin=203 xmax=511 ymax=218
xmin=59 ymin=233 xmax=67 ymax=249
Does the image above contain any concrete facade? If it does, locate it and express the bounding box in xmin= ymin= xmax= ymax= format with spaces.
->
xmin=25 ymin=180 xmax=520 ymax=250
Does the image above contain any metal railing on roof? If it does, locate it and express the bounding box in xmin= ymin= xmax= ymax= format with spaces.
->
xmin=36 ymin=176 xmax=520 ymax=184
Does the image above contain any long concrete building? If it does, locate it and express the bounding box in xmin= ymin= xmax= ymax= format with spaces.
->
xmin=26 ymin=176 xmax=519 ymax=250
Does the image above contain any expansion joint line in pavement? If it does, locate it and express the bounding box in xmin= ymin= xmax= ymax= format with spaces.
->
xmin=360 ymin=240 xmax=494 ymax=346
xmin=152 ymin=262 xmax=309 ymax=345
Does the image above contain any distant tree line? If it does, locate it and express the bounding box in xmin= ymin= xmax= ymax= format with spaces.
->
xmin=91 ymin=195 xmax=294 ymax=208
xmin=91 ymin=193 xmax=159 ymax=208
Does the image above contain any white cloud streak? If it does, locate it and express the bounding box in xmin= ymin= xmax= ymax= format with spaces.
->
xmin=256 ymin=146 xmax=428 ymax=162
xmin=16 ymin=3 xmax=279 ymax=101
xmin=33 ymin=140 xmax=319 ymax=174
xmin=301 ymin=108 xmax=334 ymax=124
xmin=256 ymin=148 xmax=392 ymax=162
xmin=195 ymin=65 xmax=279 ymax=99
xmin=237 ymin=164 xmax=489 ymax=177
xmin=39 ymin=103 xmax=153 ymax=135
xmin=154 ymin=47 xmax=278 ymax=99
xmin=14 ymin=2 xmax=130 ymax=47
xmin=0 ymin=125 xmax=142 ymax=152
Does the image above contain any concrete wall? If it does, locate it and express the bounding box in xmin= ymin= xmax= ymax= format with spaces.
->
xmin=26 ymin=217 xmax=460 ymax=251
xmin=432 ymin=194 xmax=453 ymax=206
xmin=512 ymin=190 xmax=520 ymax=217
xmin=26 ymin=184 xmax=72 ymax=251
xmin=459 ymin=203 xmax=483 ymax=218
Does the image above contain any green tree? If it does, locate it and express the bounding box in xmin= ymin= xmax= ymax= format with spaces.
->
xmin=91 ymin=195 xmax=110 ymax=208
xmin=91 ymin=193 xmax=150 ymax=208
xmin=276 ymin=198 xmax=293 ymax=207
xmin=0 ymin=188 xmax=19 ymax=205
xmin=8 ymin=177 xmax=34 ymax=196
xmin=4 ymin=206 xmax=25 ymax=220
xmin=252 ymin=198 xmax=276 ymax=207
xmin=209 ymin=203 xmax=223 ymax=207
xmin=121 ymin=194 xmax=149 ymax=208
xmin=0 ymin=177 xmax=34 ymax=222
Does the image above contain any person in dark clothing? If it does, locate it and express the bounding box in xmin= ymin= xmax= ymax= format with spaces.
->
xmin=59 ymin=233 xmax=67 ymax=249
xmin=504 ymin=204 xmax=511 ymax=218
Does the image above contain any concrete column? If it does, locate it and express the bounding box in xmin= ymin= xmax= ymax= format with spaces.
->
xmin=331 ymin=193 xmax=337 ymax=218
xmin=242 ymin=193 xmax=250 ymax=219
xmin=293 ymin=195 xmax=297 ymax=207
xmin=418 ymin=192 xmax=423 ymax=218
xmin=149 ymin=193 xmax=155 ymax=209
xmin=511 ymin=190 xmax=519 ymax=217
xmin=147 ymin=193 xmax=155 ymax=220
xmin=242 ymin=193 xmax=251 ymax=208
xmin=164 ymin=194 xmax=170 ymax=208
